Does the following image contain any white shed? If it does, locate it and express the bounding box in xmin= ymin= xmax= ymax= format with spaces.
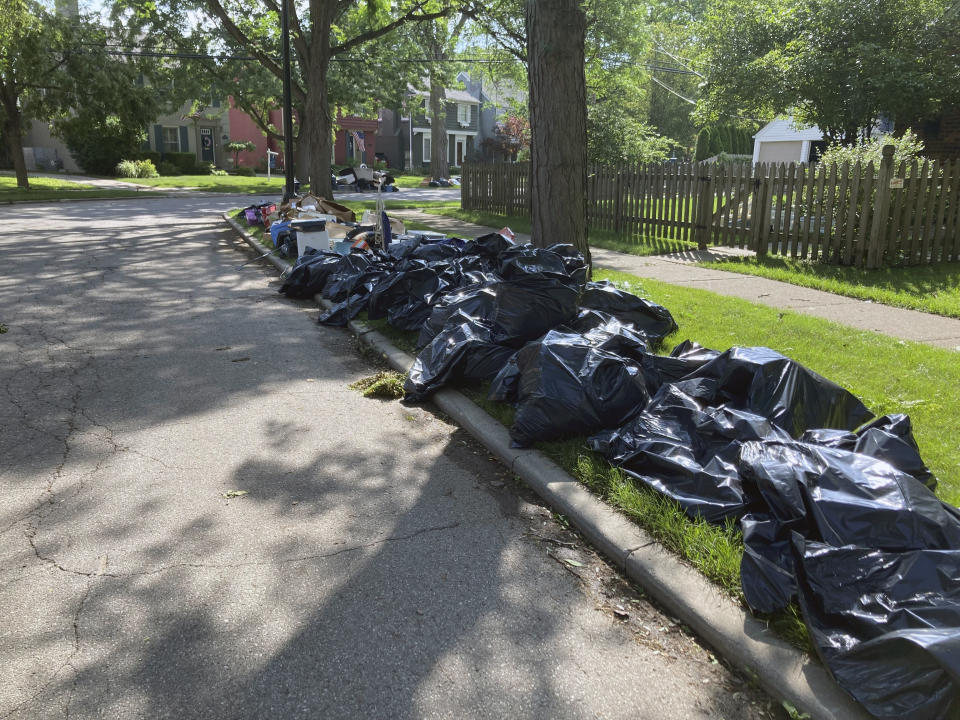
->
xmin=752 ymin=118 xmax=824 ymax=165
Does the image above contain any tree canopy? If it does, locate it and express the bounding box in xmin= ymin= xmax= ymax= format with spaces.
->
xmin=696 ymin=0 xmax=960 ymax=142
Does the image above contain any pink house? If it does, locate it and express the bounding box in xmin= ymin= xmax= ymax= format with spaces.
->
xmin=227 ymin=98 xmax=284 ymax=170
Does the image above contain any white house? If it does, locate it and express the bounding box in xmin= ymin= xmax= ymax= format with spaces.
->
xmin=752 ymin=118 xmax=824 ymax=165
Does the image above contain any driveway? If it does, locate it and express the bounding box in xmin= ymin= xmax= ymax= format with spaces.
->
xmin=0 ymin=195 xmax=778 ymax=719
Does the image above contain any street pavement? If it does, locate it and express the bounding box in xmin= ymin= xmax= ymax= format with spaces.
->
xmin=0 ymin=196 xmax=780 ymax=719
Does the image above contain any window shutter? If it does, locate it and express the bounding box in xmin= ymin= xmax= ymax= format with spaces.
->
xmin=179 ymin=126 xmax=189 ymax=152
xmin=154 ymin=125 xmax=163 ymax=153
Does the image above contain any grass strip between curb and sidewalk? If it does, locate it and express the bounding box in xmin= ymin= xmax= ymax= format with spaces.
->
xmin=698 ymin=255 xmax=960 ymax=320
xmin=224 ymin=211 xmax=887 ymax=720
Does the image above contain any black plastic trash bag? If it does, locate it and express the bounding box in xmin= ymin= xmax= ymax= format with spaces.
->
xmin=497 ymin=244 xmax=569 ymax=280
xmin=404 ymin=312 xmax=517 ymax=402
xmin=589 ymin=389 xmax=792 ymax=523
xmin=638 ymin=340 xmax=721 ymax=394
xmin=683 ymin=346 xmax=874 ymax=437
xmin=367 ymin=267 xmax=444 ymax=321
xmin=802 ymin=413 xmax=935 ymax=490
xmin=737 ymin=441 xmax=960 ymax=606
xmin=318 ymin=292 xmax=368 ymax=326
xmin=418 ymin=276 xmax=580 ymax=348
xmin=793 ymin=539 xmax=960 ymax=720
xmin=462 ymin=231 xmax=514 ymax=259
xmin=502 ymin=330 xmax=651 ymax=447
xmin=278 ymin=251 xmax=343 ymax=299
xmin=579 ymin=280 xmax=678 ymax=342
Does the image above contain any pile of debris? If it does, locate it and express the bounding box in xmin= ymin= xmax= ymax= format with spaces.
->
xmin=277 ymin=225 xmax=960 ymax=719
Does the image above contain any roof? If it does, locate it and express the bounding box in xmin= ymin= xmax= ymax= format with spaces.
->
xmin=754 ymin=117 xmax=824 ymax=142
xmin=408 ymin=84 xmax=480 ymax=104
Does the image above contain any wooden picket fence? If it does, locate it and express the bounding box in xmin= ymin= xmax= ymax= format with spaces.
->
xmin=460 ymin=155 xmax=960 ymax=267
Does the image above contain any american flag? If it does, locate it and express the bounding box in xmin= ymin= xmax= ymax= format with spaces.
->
xmin=350 ymin=130 xmax=365 ymax=153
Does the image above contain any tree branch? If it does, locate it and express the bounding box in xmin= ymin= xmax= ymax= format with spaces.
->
xmin=202 ymin=0 xmax=288 ymax=87
xmin=330 ymin=5 xmax=453 ymax=56
xmin=262 ymin=0 xmax=309 ymax=64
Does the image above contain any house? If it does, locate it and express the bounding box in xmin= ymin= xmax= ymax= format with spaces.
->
xmin=144 ymin=99 xmax=231 ymax=167
xmin=227 ymin=101 xmax=284 ymax=170
xmin=376 ymin=84 xmax=480 ymax=171
xmin=458 ymin=72 xmax=527 ymax=162
xmin=752 ymin=118 xmax=826 ymax=165
xmin=333 ymin=113 xmax=378 ymax=166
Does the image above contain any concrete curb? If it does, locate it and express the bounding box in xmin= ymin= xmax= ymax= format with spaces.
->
xmin=224 ymin=216 xmax=872 ymax=720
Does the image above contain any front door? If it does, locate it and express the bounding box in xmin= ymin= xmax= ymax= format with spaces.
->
xmin=456 ymin=138 xmax=464 ymax=166
xmin=199 ymin=127 xmax=215 ymax=163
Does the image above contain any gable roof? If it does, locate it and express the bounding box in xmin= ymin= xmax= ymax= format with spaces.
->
xmin=754 ymin=117 xmax=824 ymax=142
xmin=408 ymin=84 xmax=480 ymax=104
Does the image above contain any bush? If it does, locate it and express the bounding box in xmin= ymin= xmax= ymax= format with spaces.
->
xmin=115 ymin=159 xmax=159 ymax=178
xmin=56 ymin=115 xmax=148 ymax=175
xmin=115 ymin=159 xmax=138 ymax=178
xmin=210 ymin=168 xmax=228 ymax=176
xmin=164 ymin=151 xmax=197 ymax=174
xmin=157 ymin=161 xmax=179 ymax=176
xmin=818 ymin=130 xmax=925 ymax=171
xmin=196 ymin=161 xmax=216 ymax=175
xmin=230 ymin=166 xmax=256 ymax=176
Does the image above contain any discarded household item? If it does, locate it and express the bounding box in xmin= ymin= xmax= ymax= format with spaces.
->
xmin=290 ymin=219 xmax=330 ymax=257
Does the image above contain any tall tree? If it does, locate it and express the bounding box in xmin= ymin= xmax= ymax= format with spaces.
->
xmin=120 ymin=0 xmax=458 ymax=197
xmin=696 ymin=0 xmax=959 ymax=143
xmin=526 ymin=0 xmax=589 ymax=263
xmin=423 ymin=13 xmax=469 ymax=179
xmin=0 ymin=1 xmax=63 ymax=188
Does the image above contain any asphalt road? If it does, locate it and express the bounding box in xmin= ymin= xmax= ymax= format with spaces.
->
xmin=0 ymin=195 xmax=781 ymax=719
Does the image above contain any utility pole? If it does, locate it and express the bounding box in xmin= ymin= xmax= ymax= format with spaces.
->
xmin=280 ymin=0 xmax=296 ymax=201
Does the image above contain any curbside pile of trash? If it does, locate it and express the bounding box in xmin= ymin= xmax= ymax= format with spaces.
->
xmin=267 ymin=210 xmax=960 ymax=720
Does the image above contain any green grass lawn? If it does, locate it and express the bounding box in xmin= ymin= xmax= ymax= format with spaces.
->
xmin=0 ymin=175 xmax=143 ymax=202
xmin=699 ymin=255 xmax=960 ymax=319
xmin=126 ymin=174 xmax=290 ymax=194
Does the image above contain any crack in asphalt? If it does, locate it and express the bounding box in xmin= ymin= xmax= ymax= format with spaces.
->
xmin=16 ymin=522 xmax=462 ymax=580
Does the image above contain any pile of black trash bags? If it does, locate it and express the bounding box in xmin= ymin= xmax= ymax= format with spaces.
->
xmin=280 ymin=232 xmax=959 ymax=719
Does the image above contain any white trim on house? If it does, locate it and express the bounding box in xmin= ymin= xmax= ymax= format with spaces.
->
xmin=413 ymin=127 xmax=478 ymax=136
xmin=162 ymin=126 xmax=181 ymax=153
xmin=422 ymin=134 xmax=431 ymax=163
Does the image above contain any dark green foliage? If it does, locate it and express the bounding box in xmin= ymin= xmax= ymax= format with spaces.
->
xmin=694 ymin=128 xmax=712 ymax=161
xmin=230 ymin=167 xmax=256 ymax=177
xmin=163 ymin=152 xmax=197 ymax=174
xmin=157 ymin=161 xmax=179 ymax=176
xmin=57 ymin=115 xmax=149 ymax=175
xmin=134 ymin=150 xmax=162 ymax=165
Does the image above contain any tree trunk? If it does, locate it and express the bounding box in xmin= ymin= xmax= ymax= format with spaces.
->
xmin=526 ymin=0 xmax=589 ymax=265
xmin=429 ymin=77 xmax=449 ymax=180
xmin=2 ymin=91 xmax=29 ymax=189
xmin=300 ymin=3 xmax=335 ymax=199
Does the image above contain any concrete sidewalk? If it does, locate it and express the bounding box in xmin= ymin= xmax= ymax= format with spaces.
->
xmin=391 ymin=209 xmax=960 ymax=351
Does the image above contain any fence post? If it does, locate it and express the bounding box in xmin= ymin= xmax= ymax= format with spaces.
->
xmin=867 ymin=145 xmax=895 ymax=268
xmin=694 ymin=165 xmax=713 ymax=249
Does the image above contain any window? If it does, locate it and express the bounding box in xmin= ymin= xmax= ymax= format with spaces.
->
xmin=162 ymin=126 xmax=180 ymax=153
xmin=422 ymin=135 xmax=431 ymax=163
xmin=457 ymin=103 xmax=470 ymax=126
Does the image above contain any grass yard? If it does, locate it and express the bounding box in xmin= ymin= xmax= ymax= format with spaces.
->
xmin=699 ymin=255 xmax=960 ymax=319
xmin=0 ymin=175 xmax=143 ymax=202
xmin=127 ymin=174 xmax=291 ymax=194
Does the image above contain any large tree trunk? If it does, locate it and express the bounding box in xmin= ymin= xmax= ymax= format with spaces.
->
xmin=301 ymin=4 xmax=334 ymax=199
xmin=2 ymin=90 xmax=29 ymax=189
xmin=526 ymin=0 xmax=589 ymax=264
xmin=429 ymin=77 xmax=449 ymax=180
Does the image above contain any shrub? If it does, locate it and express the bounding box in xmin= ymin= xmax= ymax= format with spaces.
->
xmin=819 ymin=130 xmax=925 ymax=171
xmin=115 ymin=159 xmax=138 ymax=178
xmin=210 ymin=168 xmax=228 ymax=176
xmin=230 ymin=166 xmax=256 ymax=176
xmin=196 ymin=161 xmax=216 ymax=175
xmin=164 ymin=151 xmax=197 ymax=174
xmin=134 ymin=150 xmax=162 ymax=166
xmin=115 ymin=159 xmax=159 ymax=178
xmin=157 ymin=161 xmax=179 ymax=176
